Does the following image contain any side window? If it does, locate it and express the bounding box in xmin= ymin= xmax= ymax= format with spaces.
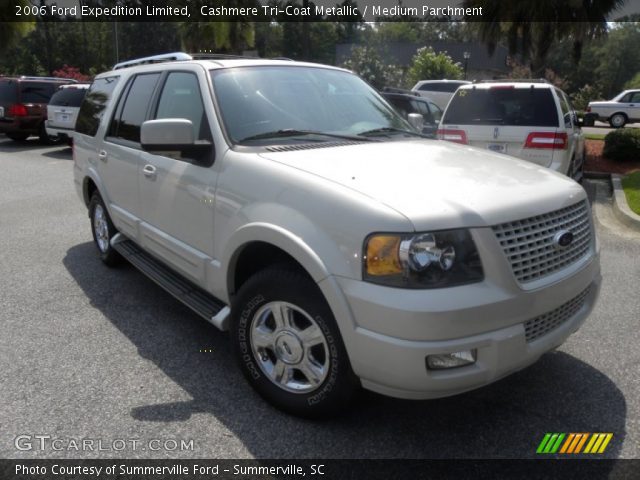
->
xmin=154 ymin=72 xmax=211 ymax=141
xmin=630 ymin=92 xmax=640 ymax=103
xmin=76 ymin=76 xmax=119 ymax=137
xmin=428 ymin=101 xmax=443 ymax=122
xmin=111 ymin=73 xmax=161 ymax=143
xmin=620 ymin=93 xmax=632 ymax=103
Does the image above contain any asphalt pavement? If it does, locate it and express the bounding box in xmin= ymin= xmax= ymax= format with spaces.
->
xmin=0 ymin=135 xmax=638 ymax=460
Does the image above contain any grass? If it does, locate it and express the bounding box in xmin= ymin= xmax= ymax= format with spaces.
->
xmin=621 ymin=171 xmax=640 ymax=215
xmin=584 ymin=133 xmax=607 ymax=141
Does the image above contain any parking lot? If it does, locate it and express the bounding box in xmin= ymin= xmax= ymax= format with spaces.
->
xmin=0 ymin=134 xmax=639 ymax=460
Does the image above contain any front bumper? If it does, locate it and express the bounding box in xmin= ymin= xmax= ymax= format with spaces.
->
xmin=326 ymin=251 xmax=600 ymax=400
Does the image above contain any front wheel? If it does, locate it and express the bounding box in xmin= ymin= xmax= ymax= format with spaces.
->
xmin=88 ymin=192 xmax=122 ymax=267
xmin=231 ymin=267 xmax=358 ymax=418
xmin=609 ymin=113 xmax=627 ymax=128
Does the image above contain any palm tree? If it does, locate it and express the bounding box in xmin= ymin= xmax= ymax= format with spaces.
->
xmin=0 ymin=0 xmax=35 ymax=55
xmin=463 ymin=0 xmax=627 ymax=75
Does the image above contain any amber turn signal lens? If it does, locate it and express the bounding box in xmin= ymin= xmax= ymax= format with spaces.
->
xmin=366 ymin=235 xmax=402 ymax=276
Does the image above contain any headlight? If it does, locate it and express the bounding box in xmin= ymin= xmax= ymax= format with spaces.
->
xmin=363 ymin=229 xmax=483 ymax=288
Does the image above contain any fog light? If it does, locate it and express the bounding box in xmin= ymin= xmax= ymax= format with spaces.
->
xmin=426 ymin=350 xmax=477 ymax=370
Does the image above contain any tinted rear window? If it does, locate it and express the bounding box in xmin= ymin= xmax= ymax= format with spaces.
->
xmin=420 ymin=82 xmax=465 ymax=93
xmin=0 ymin=81 xmax=18 ymax=103
xmin=443 ymin=88 xmax=559 ymax=127
xmin=76 ymin=76 xmax=120 ymax=137
xmin=49 ymin=88 xmax=87 ymax=107
xmin=19 ymin=82 xmax=57 ymax=103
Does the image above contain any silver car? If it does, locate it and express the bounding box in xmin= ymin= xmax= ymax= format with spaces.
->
xmin=73 ymin=54 xmax=601 ymax=417
xmin=46 ymin=83 xmax=90 ymax=144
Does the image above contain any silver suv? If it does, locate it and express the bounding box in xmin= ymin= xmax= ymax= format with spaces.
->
xmin=73 ymin=53 xmax=601 ymax=417
xmin=438 ymin=80 xmax=586 ymax=182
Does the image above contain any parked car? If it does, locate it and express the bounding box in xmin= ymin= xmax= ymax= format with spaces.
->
xmin=438 ymin=80 xmax=586 ymax=181
xmin=587 ymin=89 xmax=640 ymax=128
xmin=74 ymin=53 xmax=600 ymax=418
xmin=45 ymin=83 xmax=90 ymax=144
xmin=411 ymin=79 xmax=471 ymax=110
xmin=0 ymin=75 xmax=77 ymax=143
xmin=380 ymin=88 xmax=442 ymax=138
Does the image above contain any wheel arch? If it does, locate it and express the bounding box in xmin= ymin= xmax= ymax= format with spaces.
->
xmin=225 ymin=224 xmax=331 ymax=298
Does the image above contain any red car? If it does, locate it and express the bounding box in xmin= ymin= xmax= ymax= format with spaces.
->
xmin=0 ymin=75 xmax=77 ymax=143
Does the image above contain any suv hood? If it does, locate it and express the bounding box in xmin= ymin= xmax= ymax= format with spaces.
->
xmin=259 ymin=140 xmax=585 ymax=230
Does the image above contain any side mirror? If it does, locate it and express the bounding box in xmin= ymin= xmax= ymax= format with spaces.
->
xmin=407 ymin=113 xmax=424 ymax=132
xmin=141 ymin=119 xmax=212 ymax=160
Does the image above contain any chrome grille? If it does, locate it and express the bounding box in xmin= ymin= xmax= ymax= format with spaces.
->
xmin=493 ymin=201 xmax=592 ymax=283
xmin=524 ymin=286 xmax=591 ymax=343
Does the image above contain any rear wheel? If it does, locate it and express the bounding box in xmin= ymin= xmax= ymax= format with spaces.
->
xmin=88 ymin=192 xmax=122 ymax=267
xmin=609 ymin=113 xmax=627 ymax=128
xmin=6 ymin=133 xmax=29 ymax=142
xmin=231 ymin=267 xmax=358 ymax=418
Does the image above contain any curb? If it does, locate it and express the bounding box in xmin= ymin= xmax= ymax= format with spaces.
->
xmin=611 ymin=174 xmax=640 ymax=232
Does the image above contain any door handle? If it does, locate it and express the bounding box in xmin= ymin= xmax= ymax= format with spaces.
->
xmin=98 ymin=150 xmax=107 ymax=162
xmin=142 ymin=164 xmax=157 ymax=178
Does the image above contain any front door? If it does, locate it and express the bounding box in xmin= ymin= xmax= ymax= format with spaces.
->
xmin=138 ymin=69 xmax=217 ymax=286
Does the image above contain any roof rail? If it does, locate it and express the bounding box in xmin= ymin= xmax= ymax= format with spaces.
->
xmin=112 ymin=51 xmax=297 ymax=70
xmin=19 ymin=76 xmax=78 ymax=83
xmin=381 ymin=86 xmax=420 ymax=96
xmin=190 ymin=53 xmax=257 ymax=60
xmin=113 ymin=52 xmax=193 ymax=70
xmin=474 ymin=78 xmax=549 ymax=84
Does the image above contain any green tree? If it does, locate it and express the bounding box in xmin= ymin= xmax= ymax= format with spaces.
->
xmin=463 ymin=0 xmax=626 ymax=75
xmin=341 ymin=45 xmax=403 ymax=89
xmin=0 ymin=0 xmax=35 ymax=56
xmin=406 ymin=46 xmax=462 ymax=86
xmin=625 ymin=72 xmax=640 ymax=89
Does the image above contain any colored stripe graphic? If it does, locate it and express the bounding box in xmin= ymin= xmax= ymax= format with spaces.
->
xmin=537 ymin=433 xmax=613 ymax=454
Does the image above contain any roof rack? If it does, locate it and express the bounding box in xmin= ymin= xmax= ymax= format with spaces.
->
xmin=113 ymin=52 xmax=192 ymax=70
xmin=474 ymin=78 xmax=549 ymax=84
xmin=381 ymin=86 xmax=420 ymax=96
xmin=113 ymin=51 xmax=297 ymax=70
xmin=19 ymin=76 xmax=78 ymax=83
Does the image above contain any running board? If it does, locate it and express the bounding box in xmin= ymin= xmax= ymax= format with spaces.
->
xmin=111 ymin=234 xmax=230 ymax=331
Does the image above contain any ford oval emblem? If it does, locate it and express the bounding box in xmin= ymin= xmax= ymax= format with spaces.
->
xmin=553 ymin=230 xmax=574 ymax=250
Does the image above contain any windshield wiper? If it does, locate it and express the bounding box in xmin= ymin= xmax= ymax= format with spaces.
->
xmin=239 ymin=129 xmax=375 ymax=143
xmin=357 ymin=127 xmax=427 ymax=138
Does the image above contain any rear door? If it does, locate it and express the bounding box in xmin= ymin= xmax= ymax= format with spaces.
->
xmin=627 ymin=91 xmax=640 ymax=121
xmin=101 ymin=72 xmax=162 ymax=237
xmin=441 ymin=86 xmax=561 ymax=168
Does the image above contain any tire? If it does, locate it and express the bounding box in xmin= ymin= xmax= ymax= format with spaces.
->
xmin=609 ymin=113 xmax=627 ymax=129
xmin=88 ymin=192 xmax=122 ymax=267
xmin=39 ymin=123 xmax=62 ymax=145
xmin=231 ymin=267 xmax=358 ymax=418
xmin=6 ymin=133 xmax=29 ymax=142
xmin=569 ymin=153 xmax=585 ymax=183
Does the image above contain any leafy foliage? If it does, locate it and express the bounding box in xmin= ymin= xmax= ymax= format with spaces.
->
xmin=571 ymin=84 xmax=604 ymax=111
xmin=603 ymin=129 xmax=640 ymax=162
xmin=340 ymin=46 xmax=403 ymax=90
xmin=406 ymin=47 xmax=462 ymax=86
xmin=53 ymin=65 xmax=91 ymax=82
xmin=624 ymin=72 xmax=640 ymax=89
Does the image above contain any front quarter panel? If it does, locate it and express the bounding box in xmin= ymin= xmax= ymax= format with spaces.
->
xmin=212 ymin=149 xmax=414 ymax=301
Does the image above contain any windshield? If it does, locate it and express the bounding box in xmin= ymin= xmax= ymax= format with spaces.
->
xmin=210 ymin=66 xmax=410 ymax=144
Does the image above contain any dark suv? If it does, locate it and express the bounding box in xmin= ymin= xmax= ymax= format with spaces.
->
xmin=0 ymin=76 xmax=77 ymax=143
